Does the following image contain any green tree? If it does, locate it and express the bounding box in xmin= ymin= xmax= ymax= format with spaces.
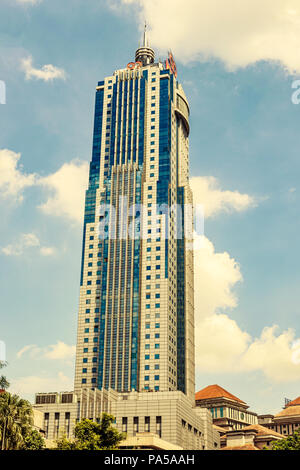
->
xmin=22 ymin=428 xmax=45 ymax=450
xmin=0 ymin=392 xmax=33 ymax=450
xmin=0 ymin=361 xmax=9 ymax=391
xmin=55 ymin=434 xmax=77 ymax=450
xmin=272 ymin=430 xmax=300 ymax=450
xmin=55 ymin=414 xmax=125 ymax=450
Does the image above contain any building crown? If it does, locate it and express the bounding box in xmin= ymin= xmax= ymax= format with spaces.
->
xmin=135 ymin=22 xmax=155 ymax=66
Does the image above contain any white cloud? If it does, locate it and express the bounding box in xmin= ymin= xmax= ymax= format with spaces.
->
xmin=0 ymin=149 xmax=36 ymax=203
xmin=194 ymin=235 xmax=242 ymax=319
xmin=44 ymin=341 xmax=76 ymax=361
xmin=39 ymin=246 xmax=56 ymax=256
xmin=191 ymin=176 xmax=256 ymax=218
xmin=16 ymin=0 xmax=41 ymax=4
xmin=10 ymin=372 xmax=73 ymax=398
xmin=1 ymin=233 xmax=55 ymax=257
xmin=38 ymin=159 xmax=89 ymax=224
xmin=193 ymin=234 xmax=300 ymax=382
xmin=195 ymin=314 xmax=250 ymax=372
xmin=0 ymin=149 xmax=88 ymax=224
xmin=117 ymin=0 xmax=300 ymax=73
xmin=16 ymin=344 xmax=40 ymax=359
xmin=17 ymin=341 xmax=75 ymax=362
xmin=21 ymin=56 xmax=66 ymax=82
xmin=241 ymin=326 xmax=300 ymax=382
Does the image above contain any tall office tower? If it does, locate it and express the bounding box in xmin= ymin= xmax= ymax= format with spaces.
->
xmin=74 ymin=28 xmax=195 ymax=402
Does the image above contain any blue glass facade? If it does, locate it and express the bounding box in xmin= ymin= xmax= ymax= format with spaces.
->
xmin=76 ymin=60 xmax=194 ymax=399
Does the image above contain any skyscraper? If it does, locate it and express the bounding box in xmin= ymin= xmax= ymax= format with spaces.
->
xmin=33 ymin=30 xmax=220 ymax=449
xmin=74 ymin=27 xmax=195 ymax=402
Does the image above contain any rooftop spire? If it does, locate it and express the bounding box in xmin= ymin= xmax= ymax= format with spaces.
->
xmin=135 ymin=22 xmax=155 ymax=66
xmin=143 ymin=21 xmax=148 ymax=47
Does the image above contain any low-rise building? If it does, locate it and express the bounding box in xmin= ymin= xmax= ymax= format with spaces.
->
xmin=195 ymin=384 xmax=258 ymax=431
xmin=258 ymin=396 xmax=300 ymax=436
xmin=33 ymin=388 xmax=220 ymax=450
xmin=220 ymin=424 xmax=284 ymax=450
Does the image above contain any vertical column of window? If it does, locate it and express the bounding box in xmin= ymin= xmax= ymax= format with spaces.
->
xmin=177 ymin=186 xmax=185 ymax=394
xmin=130 ymin=170 xmax=142 ymax=391
xmin=117 ymin=171 xmax=128 ymax=391
xmin=127 ymin=80 xmax=133 ymax=163
xmin=97 ymin=183 xmax=110 ymax=389
xmin=104 ymin=173 xmax=117 ymax=388
xmin=80 ymin=89 xmax=104 ymax=286
xmin=92 ymin=88 xmax=104 ymax=166
xmin=132 ymin=78 xmax=139 ymax=163
xmin=138 ymin=78 xmax=146 ymax=167
xmin=124 ymin=234 xmax=132 ymax=392
xmin=109 ymin=81 xmax=118 ymax=168
xmin=98 ymin=181 xmax=111 ymax=389
xmin=157 ymin=77 xmax=171 ymax=279
xmin=124 ymin=170 xmax=134 ymax=391
xmin=116 ymin=81 xmax=123 ymax=166
xmin=111 ymin=171 xmax=122 ymax=389
xmin=122 ymin=81 xmax=128 ymax=164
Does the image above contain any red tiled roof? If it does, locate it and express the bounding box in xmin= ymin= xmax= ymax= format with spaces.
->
xmin=195 ymin=384 xmax=246 ymax=404
xmin=243 ymin=424 xmax=284 ymax=438
xmin=286 ymin=397 xmax=300 ymax=407
xmin=275 ymin=404 xmax=300 ymax=418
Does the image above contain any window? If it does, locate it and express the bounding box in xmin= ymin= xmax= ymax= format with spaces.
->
xmin=133 ymin=417 xmax=139 ymax=433
xmin=145 ymin=416 xmax=150 ymax=432
xmin=122 ymin=417 xmax=127 ymax=433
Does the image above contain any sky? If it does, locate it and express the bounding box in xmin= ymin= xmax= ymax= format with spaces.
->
xmin=1 ymin=0 xmax=300 ymax=416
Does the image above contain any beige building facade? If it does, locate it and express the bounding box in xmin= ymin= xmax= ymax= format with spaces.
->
xmin=33 ymin=389 xmax=220 ymax=450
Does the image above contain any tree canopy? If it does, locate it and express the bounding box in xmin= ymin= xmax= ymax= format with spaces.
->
xmin=55 ymin=414 xmax=125 ymax=450
xmin=0 ymin=391 xmax=45 ymax=450
xmin=23 ymin=428 xmax=45 ymax=450
xmin=0 ymin=361 xmax=10 ymax=391
xmin=272 ymin=430 xmax=300 ymax=450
